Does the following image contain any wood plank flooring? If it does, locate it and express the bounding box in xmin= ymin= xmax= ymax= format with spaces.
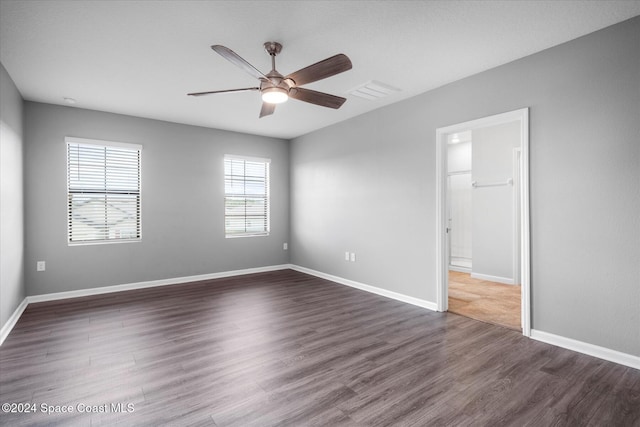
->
xmin=448 ymin=271 xmax=521 ymax=330
xmin=1 ymin=269 xmax=638 ymax=426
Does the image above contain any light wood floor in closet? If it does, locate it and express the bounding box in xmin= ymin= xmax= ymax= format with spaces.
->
xmin=448 ymin=271 xmax=521 ymax=330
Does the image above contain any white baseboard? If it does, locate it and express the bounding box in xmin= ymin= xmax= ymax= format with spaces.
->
xmin=27 ymin=264 xmax=291 ymax=304
xmin=448 ymin=265 xmax=471 ymax=273
xmin=531 ymin=329 xmax=640 ymax=370
xmin=470 ymin=272 xmax=515 ymax=285
xmin=0 ymin=265 xmax=289 ymax=346
xmin=289 ymin=264 xmax=438 ymax=311
xmin=290 ymin=265 xmax=639 ymax=371
xmin=0 ymin=297 xmax=28 ymax=346
xmin=4 ymin=265 xmax=639 ymax=372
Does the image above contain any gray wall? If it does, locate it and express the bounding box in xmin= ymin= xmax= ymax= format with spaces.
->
xmin=24 ymin=102 xmax=290 ymax=296
xmin=291 ymin=17 xmax=640 ymax=356
xmin=0 ymin=62 xmax=25 ymax=330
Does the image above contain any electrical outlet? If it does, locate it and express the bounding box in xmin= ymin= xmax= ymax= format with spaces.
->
xmin=350 ymin=253 xmax=356 ymax=262
xmin=283 ymin=243 xmax=288 ymax=250
xmin=37 ymin=261 xmax=46 ymax=272
xmin=345 ymin=251 xmax=350 ymax=261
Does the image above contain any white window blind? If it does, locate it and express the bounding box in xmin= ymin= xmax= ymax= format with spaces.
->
xmin=66 ymin=137 xmax=141 ymax=244
xmin=224 ymin=155 xmax=270 ymax=237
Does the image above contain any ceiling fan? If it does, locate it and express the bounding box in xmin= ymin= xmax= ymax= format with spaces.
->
xmin=188 ymin=42 xmax=353 ymax=118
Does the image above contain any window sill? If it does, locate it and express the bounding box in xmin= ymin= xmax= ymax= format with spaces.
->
xmin=68 ymin=238 xmax=142 ymax=247
xmin=225 ymin=233 xmax=270 ymax=239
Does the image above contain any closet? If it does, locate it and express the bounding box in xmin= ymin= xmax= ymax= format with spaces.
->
xmin=447 ymin=122 xmax=521 ymax=285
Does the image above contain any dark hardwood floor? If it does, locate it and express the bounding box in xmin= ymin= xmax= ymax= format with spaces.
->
xmin=1 ymin=269 xmax=638 ymax=426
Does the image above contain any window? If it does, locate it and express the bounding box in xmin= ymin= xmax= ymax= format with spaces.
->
xmin=224 ymin=155 xmax=270 ymax=237
xmin=66 ymin=137 xmax=141 ymax=244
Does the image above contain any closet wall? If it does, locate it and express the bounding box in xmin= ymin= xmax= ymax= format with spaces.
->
xmin=447 ymin=121 xmax=520 ymax=284
xmin=471 ymin=121 xmax=520 ymax=284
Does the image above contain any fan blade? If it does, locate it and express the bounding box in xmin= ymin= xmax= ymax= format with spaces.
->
xmin=211 ymin=45 xmax=269 ymax=81
xmin=289 ymin=87 xmax=346 ymax=109
xmin=259 ymin=102 xmax=275 ymax=118
xmin=187 ymin=87 xmax=259 ymax=96
xmin=285 ymin=54 xmax=352 ymax=86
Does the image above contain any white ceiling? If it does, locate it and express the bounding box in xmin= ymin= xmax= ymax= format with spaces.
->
xmin=1 ymin=1 xmax=639 ymax=139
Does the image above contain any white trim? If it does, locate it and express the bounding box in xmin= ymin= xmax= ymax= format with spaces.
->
xmin=1 ymin=266 xmax=289 ymax=346
xmin=65 ymin=136 xmax=142 ymax=151
xmin=289 ymin=265 xmax=639 ymax=371
xmin=69 ymin=238 xmax=142 ymax=247
xmin=448 ymin=265 xmax=471 ymax=273
xmin=531 ymin=329 xmax=640 ymax=371
xmin=0 ymin=298 xmax=28 ymax=346
xmin=66 ymin=137 xmax=143 ymax=245
xmin=435 ymin=108 xmax=531 ymax=336
xmin=224 ymin=154 xmax=271 ymax=163
xmin=435 ymin=127 xmax=448 ymax=312
xmin=26 ymin=265 xmax=290 ymax=304
xmin=290 ymin=265 xmax=438 ymax=311
xmin=224 ymin=155 xmax=270 ymax=238
xmin=519 ymin=109 xmax=531 ymax=336
xmin=225 ymin=232 xmax=270 ymax=239
xmin=436 ymin=109 xmax=528 ymax=133
xmin=470 ymin=272 xmax=515 ymax=285
xmin=512 ymin=148 xmax=521 ymax=287
xmin=4 ymin=267 xmax=639 ymax=371
xmin=4 ymin=264 xmax=438 ymax=345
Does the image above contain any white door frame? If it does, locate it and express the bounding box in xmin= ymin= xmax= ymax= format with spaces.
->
xmin=435 ymin=108 xmax=531 ymax=336
xmin=512 ymin=148 xmax=521 ymax=287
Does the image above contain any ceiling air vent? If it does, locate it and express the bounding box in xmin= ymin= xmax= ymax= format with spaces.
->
xmin=348 ymin=80 xmax=401 ymax=100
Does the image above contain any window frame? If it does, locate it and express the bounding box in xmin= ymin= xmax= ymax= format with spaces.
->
xmin=224 ymin=154 xmax=271 ymax=238
xmin=66 ymin=136 xmax=142 ymax=246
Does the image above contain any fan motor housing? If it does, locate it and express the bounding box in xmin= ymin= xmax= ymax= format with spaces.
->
xmin=264 ymin=42 xmax=283 ymax=56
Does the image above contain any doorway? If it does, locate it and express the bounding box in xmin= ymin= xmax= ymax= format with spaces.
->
xmin=435 ymin=108 xmax=530 ymax=336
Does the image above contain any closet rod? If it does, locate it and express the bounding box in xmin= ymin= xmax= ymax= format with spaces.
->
xmin=471 ymin=178 xmax=513 ymax=188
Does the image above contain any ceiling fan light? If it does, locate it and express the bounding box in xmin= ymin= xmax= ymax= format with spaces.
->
xmin=262 ymin=87 xmax=288 ymax=104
